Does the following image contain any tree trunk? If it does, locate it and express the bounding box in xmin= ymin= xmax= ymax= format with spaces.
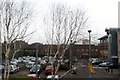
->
xmin=4 ymin=47 xmax=10 ymax=79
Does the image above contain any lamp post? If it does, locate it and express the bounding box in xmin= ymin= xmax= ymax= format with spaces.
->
xmin=88 ymin=30 xmax=92 ymax=59
xmin=88 ymin=30 xmax=92 ymax=78
xmin=0 ymin=13 xmax=1 ymax=62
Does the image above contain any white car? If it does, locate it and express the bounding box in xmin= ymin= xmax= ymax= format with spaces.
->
xmin=0 ymin=65 xmax=4 ymax=71
xmin=99 ymin=62 xmax=111 ymax=67
xmin=46 ymin=75 xmax=59 ymax=80
xmin=10 ymin=60 xmax=18 ymax=65
xmin=7 ymin=65 xmax=19 ymax=73
xmin=40 ymin=60 xmax=46 ymax=64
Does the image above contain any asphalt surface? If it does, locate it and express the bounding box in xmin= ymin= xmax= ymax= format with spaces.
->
xmin=10 ymin=59 xmax=120 ymax=79
xmin=62 ymin=59 xmax=120 ymax=78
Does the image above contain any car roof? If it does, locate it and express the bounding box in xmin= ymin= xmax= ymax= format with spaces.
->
xmin=47 ymin=75 xmax=59 ymax=79
xmin=54 ymin=75 xmax=59 ymax=78
xmin=47 ymin=75 xmax=53 ymax=78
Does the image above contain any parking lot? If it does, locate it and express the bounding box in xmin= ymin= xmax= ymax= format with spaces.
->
xmin=6 ymin=57 xmax=119 ymax=79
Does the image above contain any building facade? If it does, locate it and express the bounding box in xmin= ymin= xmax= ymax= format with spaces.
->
xmin=98 ymin=28 xmax=119 ymax=65
xmin=2 ymin=40 xmax=100 ymax=59
xmin=98 ymin=35 xmax=108 ymax=59
xmin=65 ymin=44 xmax=99 ymax=59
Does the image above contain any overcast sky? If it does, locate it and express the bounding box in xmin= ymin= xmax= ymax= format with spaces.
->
xmin=15 ymin=0 xmax=120 ymax=44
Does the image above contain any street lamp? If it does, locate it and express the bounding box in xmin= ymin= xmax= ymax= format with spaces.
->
xmin=105 ymin=28 xmax=109 ymax=35
xmin=0 ymin=12 xmax=2 ymax=80
xmin=88 ymin=30 xmax=92 ymax=59
xmin=88 ymin=30 xmax=92 ymax=78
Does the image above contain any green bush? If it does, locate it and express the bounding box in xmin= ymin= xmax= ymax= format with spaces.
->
xmin=9 ymin=75 xmax=36 ymax=80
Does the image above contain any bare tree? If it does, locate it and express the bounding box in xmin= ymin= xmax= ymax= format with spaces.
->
xmin=44 ymin=3 xmax=88 ymax=77
xmin=0 ymin=0 xmax=33 ymax=79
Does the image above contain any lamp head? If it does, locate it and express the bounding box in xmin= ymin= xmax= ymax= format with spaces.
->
xmin=88 ymin=30 xmax=91 ymax=33
xmin=105 ymin=28 xmax=109 ymax=35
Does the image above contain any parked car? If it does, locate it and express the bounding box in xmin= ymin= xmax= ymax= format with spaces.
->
xmin=30 ymin=57 xmax=36 ymax=62
xmin=89 ymin=58 xmax=99 ymax=62
xmin=30 ymin=65 xmax=42 ymax=75
xmin=26 ymin=62 xmax=35 ymax=68
xmin=108 ymin=64 xmax=120 ymax=69
xmin=99 ymin=62 xmax=112 ymax=67
xmin=92 ymin=60 xmax=104 ymax=65
xmin=71 ymin=66 xmax=77 ymax=74
xmin=18 ymin=57 xmax=24 ymax=63
xmin=23 ymin=59 xmax=31 ymax=63
xmin=10 ymin=60 xmax=18 ymax=65
xmin=40 ymin=60 xmax=46 ymax=64
xmin=46 ymin=75 xmax=59 ymax=80
xmin=0 ymin=65 xmax=4 ymax=72
xmin=44 ymin=66 xmax=54 ymax=75
xmin=11 ymin=65 xmax=19 ymax=73
xmin=2 ymin=65 xmax=19 ymax=73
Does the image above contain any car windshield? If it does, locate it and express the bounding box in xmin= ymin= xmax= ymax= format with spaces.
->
xmin=47 ymin=66 xmax=53 ymax=68
xmin=31 ymin=66 xmax=40 ymax=71
xmin=46 ymin=67 xmax=52 ymax=70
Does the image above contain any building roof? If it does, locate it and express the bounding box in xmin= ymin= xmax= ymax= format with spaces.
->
xmin=98 ymin=35 xmax=108 ymax=40
xmin=73 ymin=44 xmax=98 ymax=49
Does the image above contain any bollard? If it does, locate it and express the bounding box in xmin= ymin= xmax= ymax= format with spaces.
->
xmin=111 ymin=69 xmax=113 ymax=73
xmin=91 ymin=67 xmax=95 ymax=74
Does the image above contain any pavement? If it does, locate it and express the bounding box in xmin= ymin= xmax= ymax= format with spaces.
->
xmin=67 ymin=59 xmax=120 ymax=78
xmin=9 ymin=59 xmax=120 ymax=79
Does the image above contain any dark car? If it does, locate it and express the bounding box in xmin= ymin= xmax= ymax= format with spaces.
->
xmin=71 ymin=67 xmax=77 ymax=74
xmin=30 ymin=65 xmax=42 ymax=75
xmin=108 ymin=64 xmax=119 ymax=69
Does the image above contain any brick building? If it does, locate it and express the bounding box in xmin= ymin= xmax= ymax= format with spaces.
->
xmin=98 ymin=35 xmax=108 ymax=59
xmin=64 ymin=44 xmax=99 ymax=59
xmin=2 ymin=40 xmax=100 ymax=59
